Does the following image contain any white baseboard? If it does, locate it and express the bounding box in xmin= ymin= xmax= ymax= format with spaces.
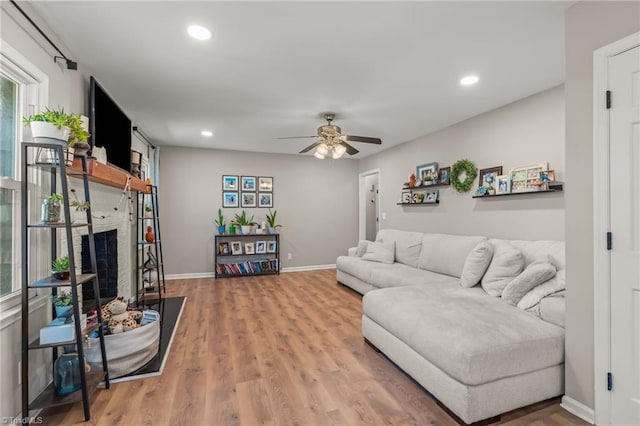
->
xmin=165 ymin=265 xmax=335 ymax=280
xmin=280 ymin=264 xmax=336 ymax=273
xmin=561 ymin=396 xmax=595 ymax=424
xmin=165 ymin=272 xmax=215 ymax=280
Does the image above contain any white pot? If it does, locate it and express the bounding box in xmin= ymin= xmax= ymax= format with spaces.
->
xmin=241 ymin=226 xmax=252 ymax=235
xmin=30 ymin=122 xmax=70 ymax=143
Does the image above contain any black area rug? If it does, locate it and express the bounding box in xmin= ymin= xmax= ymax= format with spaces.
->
xmin=109 ymin=296 xmax=186 ymax=383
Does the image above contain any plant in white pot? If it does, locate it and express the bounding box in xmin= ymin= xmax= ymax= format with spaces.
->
xmin=233 ymin=210 xmax=255 ymax=235
xmin=265 ymin=209 xmax=282 ymax=234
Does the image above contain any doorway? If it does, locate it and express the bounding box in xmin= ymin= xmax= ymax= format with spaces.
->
xmin=359 ymin=169 xmax=380 ymax=241
xmin=593 ymin=32 xmax=640 ymax=426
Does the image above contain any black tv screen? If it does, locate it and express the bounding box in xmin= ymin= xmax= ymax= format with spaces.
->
xmin=89 ymin=76 xmax=132 ymax=173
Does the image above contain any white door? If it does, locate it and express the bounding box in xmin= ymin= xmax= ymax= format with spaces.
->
xmin=365 ymin=174 xmax=379 ymax=241
xmin=610 ymin=44 xmax=640 ymax=426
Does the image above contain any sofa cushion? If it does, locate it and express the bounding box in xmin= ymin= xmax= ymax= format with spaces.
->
xmin=538 ymin=293 xmax=565 ymax=328
xmin=518 ymin=270 xmax=565 ymax=310
xmin=336 ymin=256 xmax=411 ymax=285
xmin=376 ymin=229 xmax=424 ymax=267
xmin=362 ymin=241 xmax=395 ymax=264
xmin=502 ymin=261 xmax=556 ymax=305
xmin=460 ymin=241 xmax=494 ymax=288
xmin=363 ymin=285 xmax=565 ymax=386
xmin=371 ymin=267 xmax=458 ymax=289
xmin=481 ymin=241 xmax=525 ymax=296
xmin=417 ymin=234 xmax=487 ymax=278
xmin=355 ymin=240 xmax=370 ymax=257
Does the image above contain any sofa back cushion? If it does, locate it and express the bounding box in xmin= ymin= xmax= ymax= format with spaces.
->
xmin=417 ymin=234 xmax=487 ymax=278
xmin=481 ymin=241 xmax=525 ymax=296
xmin=460 ymin=241 xmax=494 ymax=288
xmin=362 ymin=241 xmax=395 ymax=264
xmin=376 ymin=229 xmax=424 ymax=267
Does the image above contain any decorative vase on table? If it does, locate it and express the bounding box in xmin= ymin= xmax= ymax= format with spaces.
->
xmin=241 ymin=225 xmax=251 ymax=235
xmin=268 ymin=227 xmax=276 ymax=234
xmin=228 ymin=225 xmax=236 ymax=235
xmin=217 ymin=225 xmax=225 ymax=235
xmin=145 ymin=226 xmax=155 ymax=243
xmin=55 ymin=304 xmax=73 ymax=318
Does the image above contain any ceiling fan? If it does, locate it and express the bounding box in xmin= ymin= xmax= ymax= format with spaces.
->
xmin=278 ymin=113 xmax=382 ymax=159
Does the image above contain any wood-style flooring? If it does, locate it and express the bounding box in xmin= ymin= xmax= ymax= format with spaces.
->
xmin=42 ymin=269 xmax=587 ymax=425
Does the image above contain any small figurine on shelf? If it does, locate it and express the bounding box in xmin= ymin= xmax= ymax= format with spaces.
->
xmin=145 ymin=226 xmax=155 ymax=243
xmin=408 ymin=173 xmax=416 ymax=188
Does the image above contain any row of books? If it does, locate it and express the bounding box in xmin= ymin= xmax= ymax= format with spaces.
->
xmin=216 ymin=259 xmax=279 ymax=276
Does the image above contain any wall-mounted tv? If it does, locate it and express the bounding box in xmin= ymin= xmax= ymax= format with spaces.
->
xmin=89 ymin=76 xmax=132 ymax=173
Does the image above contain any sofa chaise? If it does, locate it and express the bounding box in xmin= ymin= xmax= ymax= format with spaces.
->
xmin=336 ymin=229 xmax=566 ymax=424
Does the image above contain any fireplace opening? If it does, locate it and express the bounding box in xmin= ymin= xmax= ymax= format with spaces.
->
xmin=82 ymin=229 xmax=118 ymax=305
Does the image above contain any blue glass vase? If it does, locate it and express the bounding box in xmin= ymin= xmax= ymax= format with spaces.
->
xmin=53 ymin=353 xmax=81 ymax=396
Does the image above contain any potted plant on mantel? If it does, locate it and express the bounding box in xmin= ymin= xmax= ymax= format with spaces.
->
xmin=233 ymin=210 xmax=255 ymax=235
xmin=214 ymin=208 xmax=226 ymax=235
xmin=265 ymin=209 xmax=282 ymax=234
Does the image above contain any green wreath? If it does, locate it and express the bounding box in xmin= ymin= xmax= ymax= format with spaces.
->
xmin=450 ymin=159 xmax=478 ymax=193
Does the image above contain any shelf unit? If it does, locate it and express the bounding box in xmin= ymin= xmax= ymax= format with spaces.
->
xmin=396 ymin=201 xmax=440 ymax=206
xmin=214 ymin=233 xmax=280 ymax=278
xmin=399 ymin=183 xmax=444 ymax=206
xmin=472 ymin=182 xmax=564 ymax=199
xmin=21 ymin=142 xmax=109 ymax=422
xmin=136 ymin=185 xmax=165 ymax=306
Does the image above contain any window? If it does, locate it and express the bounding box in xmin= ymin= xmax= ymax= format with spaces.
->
xmin=0 ymin=41 xmax=47 ymax=300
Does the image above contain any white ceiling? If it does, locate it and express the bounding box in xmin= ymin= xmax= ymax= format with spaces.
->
xmin=30 ymin=1 xmax=570 ymax=158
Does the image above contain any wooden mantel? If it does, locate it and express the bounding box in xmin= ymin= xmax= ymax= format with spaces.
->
xmin=71 ymin=158 xmax=149 ymax=192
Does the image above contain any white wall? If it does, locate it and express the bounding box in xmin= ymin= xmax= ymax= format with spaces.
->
xmin=0 ymin=3 xmax=89 ymax=418
xmin=358 ymin=85 xmax=565 ymax=241
xmin=564 ymin=0 xmax=640 ymax=410
xmin=159 ymin=147 xmax=359 ymax=275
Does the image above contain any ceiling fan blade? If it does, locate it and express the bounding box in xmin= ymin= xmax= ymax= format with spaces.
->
xmin=299 ymin=141 xmax=320 ymax=154
xmin=340 ymin=142 xmax=359 ymax=155
xmin=277 ymin=136 xmax=316 ymax=139
xmin=344 ymin=135 xmax=382 ymax=144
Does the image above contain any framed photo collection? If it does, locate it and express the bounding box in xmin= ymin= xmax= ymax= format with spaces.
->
xmin=223 ymin=174 xmax=275 ymax=208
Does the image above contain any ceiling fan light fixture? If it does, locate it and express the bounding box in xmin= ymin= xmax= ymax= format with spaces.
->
xmin=316 ymin=143 xmax=329 ymax=156
xmin=314 ymin=150 xmax=326 ymax=160
xmin=332 ymin=144 xmax=347 ymax=159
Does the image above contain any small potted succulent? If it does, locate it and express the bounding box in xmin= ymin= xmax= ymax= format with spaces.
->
xmin=52 ymin=290 xmax=73 ymax=318
xmin=214 ymin=208 xmax=226 ymax=234
xmin=265 ymin=209 xmax=282 ymax=234
xmin=233 ymin=210 xmax=255 ymax=235
xmin=144 ymin=204 xmax=154 ymax=218
xmin=51 ymin=256 xmax=70 ymax=280
xmin=42 ymin=193 xmax=63 ymax=223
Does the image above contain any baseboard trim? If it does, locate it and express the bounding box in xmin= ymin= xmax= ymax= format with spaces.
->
xmin=281 ymin=264 xmax=336 ymax=273
xmin=560 ymin=396 xmax=595 ymax=424
xmin=165 ymin=272 xmax=215 ymax=280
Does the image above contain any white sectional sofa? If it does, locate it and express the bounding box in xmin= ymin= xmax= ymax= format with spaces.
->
xmin=336 ymin=229 xmax=566 ymax=425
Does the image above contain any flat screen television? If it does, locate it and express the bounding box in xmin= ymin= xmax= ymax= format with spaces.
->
xmin=89 ymin=76 xmax=132 ymax=173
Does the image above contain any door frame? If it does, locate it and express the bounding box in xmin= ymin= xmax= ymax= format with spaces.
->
xmin=593 ymin=31 xmax=640 ymax=426
xmin=358 ymin=168 xmax=380 ymax=241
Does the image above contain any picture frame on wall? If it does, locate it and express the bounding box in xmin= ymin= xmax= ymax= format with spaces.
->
xmin=258 ymin=176 xmax=273 ymax=192
xmin=241 ymin=176 xmax=256 ymax=191
xmin=241 ymin=192 xmax=257 ymax=208
xmin=416 ymin=162 xmax=438 ymax=185
xmin=510 ymin=163 xmax=548 ymax=192
xmin=267 ymin=241 xmax=277 ymax=253
xmin=223 ymin=175 xmax=239 ymax=191
xmin=258 ymin=192 xmax=273 ymax=208
xmin=424 ymin=190 xmax=439 ymax=203
xmin=401 ymin=190 xmax=412 ymax=204
xmin=223 ymin=192 xmax=239 ymax=208
xmin=255 ymin=241 xmax=267 ymax=254
xmin=438 ymin=167 xmax=450 ymax=185
xmin=231 ymin=241 xmax=243 ymax=255
xmin=478 ymin=166 xmax=503 ymax=189
xmin=244 ymin=242 xmax=255 ymax=255
xmin=496 ymin=175 xmax=511 ymax=194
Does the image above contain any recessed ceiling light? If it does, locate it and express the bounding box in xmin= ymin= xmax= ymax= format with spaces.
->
xmin=201 ymin=130 xmax=213 ymax=137
xmin=460 ymin=75 xmax=479 ymax=86
xmin=187 ymin=25 xmax=211 ymax=41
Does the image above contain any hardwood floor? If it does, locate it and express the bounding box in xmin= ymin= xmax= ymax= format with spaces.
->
xmin=41 ymin=269 xmax=587 ymax=425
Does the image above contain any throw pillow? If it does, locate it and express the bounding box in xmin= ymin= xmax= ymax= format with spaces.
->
xmin=501 ymin=260 xmax=557 ymax=305
xmin=481 ymin=241 xmax=525 ymax=297
xmin=355 ymin=240 xmax=370 ymax=257
xmin=460 ymin=241 xmax=494 ymax=288
xmin=362 ymin=241 xmax=395 ymax=264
